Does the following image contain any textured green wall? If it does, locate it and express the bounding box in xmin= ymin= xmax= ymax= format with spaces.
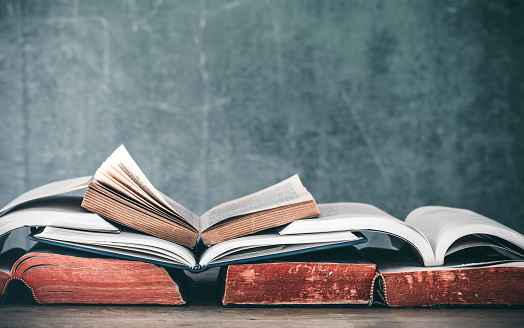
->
xmin=1 ymin=0 xmax=523 ymax=235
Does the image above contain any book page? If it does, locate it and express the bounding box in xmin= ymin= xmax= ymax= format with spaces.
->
xmin=406 ymin=206 xmax=524 ymax=265
xmin=0 ymin=176 xmax=92 ymax=214
xmin=33 ymin=227 xmax=197 ymax=268
xmin=279 ymin=202 xmax=401 ymax=234
xmin=0 ymin=196 xmax=119 ymax=237
xmin=200 ymin=175 xmax=313 ymax=230
xmin=278 ymin=203 xmax=438 ymax=266
xmin=95 ymin=167 xmax=167 ymax=211
xmin=158 ymin=192 xmax=201 ymax=231
xmin=204 ymin=242 xmax=341 ymax=267
xmin=445 ymin=235 xmax=524 ymax=259
xmin=368 ymin=246 xmax=524 ymax=273
xmin=198 ymin=230 xmax=362 ymax=267
xmin=96 ymin=145 xmax=199 ymax=229
xmin=98 ymin=145 xmax=173 ymax=210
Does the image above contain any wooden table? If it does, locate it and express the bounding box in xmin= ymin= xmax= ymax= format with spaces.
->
xmin=1 ymin=269 xmax=523 ymax=327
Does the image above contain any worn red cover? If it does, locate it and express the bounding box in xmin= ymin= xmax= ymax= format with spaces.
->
xmin=220 ymin=261 xmax=376 ymax=305
xmin=377 ymin=266 xmax=524 ymax=307
xmin=1 ymin=253 xmax=191 ymax=305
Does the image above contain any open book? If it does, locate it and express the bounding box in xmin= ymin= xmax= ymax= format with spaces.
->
xmin=0 ymin=195 xmax=119 ymax=240
xmin=82 ymin=145 xmax=321 ymax=248
xmin=0 ymin=159 xmax=364 ymax=272
xmin=278 ymin=203 xmax=524 ymax=267
xmin=29 ymin=226 xmax=365 ymax=272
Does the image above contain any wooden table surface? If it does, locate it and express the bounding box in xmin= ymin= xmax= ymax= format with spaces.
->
xmin=1 ymin=268 xmax=523 ymax=328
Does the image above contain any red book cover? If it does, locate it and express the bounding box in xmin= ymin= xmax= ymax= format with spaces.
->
xmin=219 ymin=247 xmax=376 ymax=306
xmin=377 ymin=265 xmax=524 ymax=307
xmin=0 ymin=248 xmax=191 ymax=305
xmin=364 ymin=247 xmax=524 ymax=307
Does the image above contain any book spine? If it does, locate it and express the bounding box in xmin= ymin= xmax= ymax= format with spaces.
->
xmin=381 ymin=266 xmax=524 ymax=307
xmin=221 ymin=262 xmax=376 ymax=305
xmin=369 ymin=273 xmax=382 ymax=305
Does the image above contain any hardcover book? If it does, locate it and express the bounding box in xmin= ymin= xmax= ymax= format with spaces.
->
xmin=279 ymin=203 xmax=524 ymax=307
xmin=0 ymin=244 xmax=191 ymax=305
xmin=364 ymin=247 xmax=524 ymax=307
xmin=219 ymin=247 xmax=377 ymax=306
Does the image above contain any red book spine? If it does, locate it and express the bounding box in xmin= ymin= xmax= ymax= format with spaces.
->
xmin=379 ymin=266 xmax=524 ymax=307
xmin=221 ymin=262 xmax=376 ymax=305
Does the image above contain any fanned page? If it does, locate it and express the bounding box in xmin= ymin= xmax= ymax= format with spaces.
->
xmin=278 ymin=203 xmax=440 ymax=266
xmin=82 ymin=145 xmax=200 ymax=247
xmin=200 ymin=175 xmax=313 ymax=230
xmin=82 ymin=146 xmax=319 ymax=247
xmin=405 ymin=206 xmax=524 ymax=266
xmin=94 ymin=145 xmax=200 ymax=229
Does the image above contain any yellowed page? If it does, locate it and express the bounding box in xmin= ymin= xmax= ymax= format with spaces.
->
xmin=200 ymin=174 xmax=314 ymax=230
xmin=96 ymin=145 xmax=200 ymax=229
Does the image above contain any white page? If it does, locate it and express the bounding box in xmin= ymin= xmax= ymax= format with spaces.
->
xmin=198 ymin=230 xmax=360 ymax=267
xmin=445 ymin=235 xmax=524 ymax=258
xmin=33 ymin=228 xmax=361 ymax=270
xmin=374 ymin=244 xmax=524 ymax=273
xmin=207 ymin=241 xmax=346 ymax=266
xmin=0 ymin=196 xmax=119 ymax=236
xmin=279 ymin=203 xmax=401 ymax=233
xmin=278 ymin=203 xmax=439 ymax=266
xmin=200 ymin=174 xmax=314 ymax=230
xmin=34 ymin=227 xmax=196 ymax=268
xmin=378 ymin=260 xmax=524 ymax=274
xmin=406 ymin=206 xmax=524 ymax=265
xmin=32 ymin=239 xmax=193 ymax=268
xmin=0 ymin=176 xmax=92 ymax=214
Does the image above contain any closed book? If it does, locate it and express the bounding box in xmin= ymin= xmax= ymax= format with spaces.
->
xmin=0 ymin=244 xmax=191 ymax=305
xmin=365 ymin=247 xmax=524 ymax=307
xmin=219 ymin=247 xmax=376 ymax=306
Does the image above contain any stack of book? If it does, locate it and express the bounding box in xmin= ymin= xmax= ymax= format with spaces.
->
xmin=1 ymin=145 xmax=523 ymax=307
